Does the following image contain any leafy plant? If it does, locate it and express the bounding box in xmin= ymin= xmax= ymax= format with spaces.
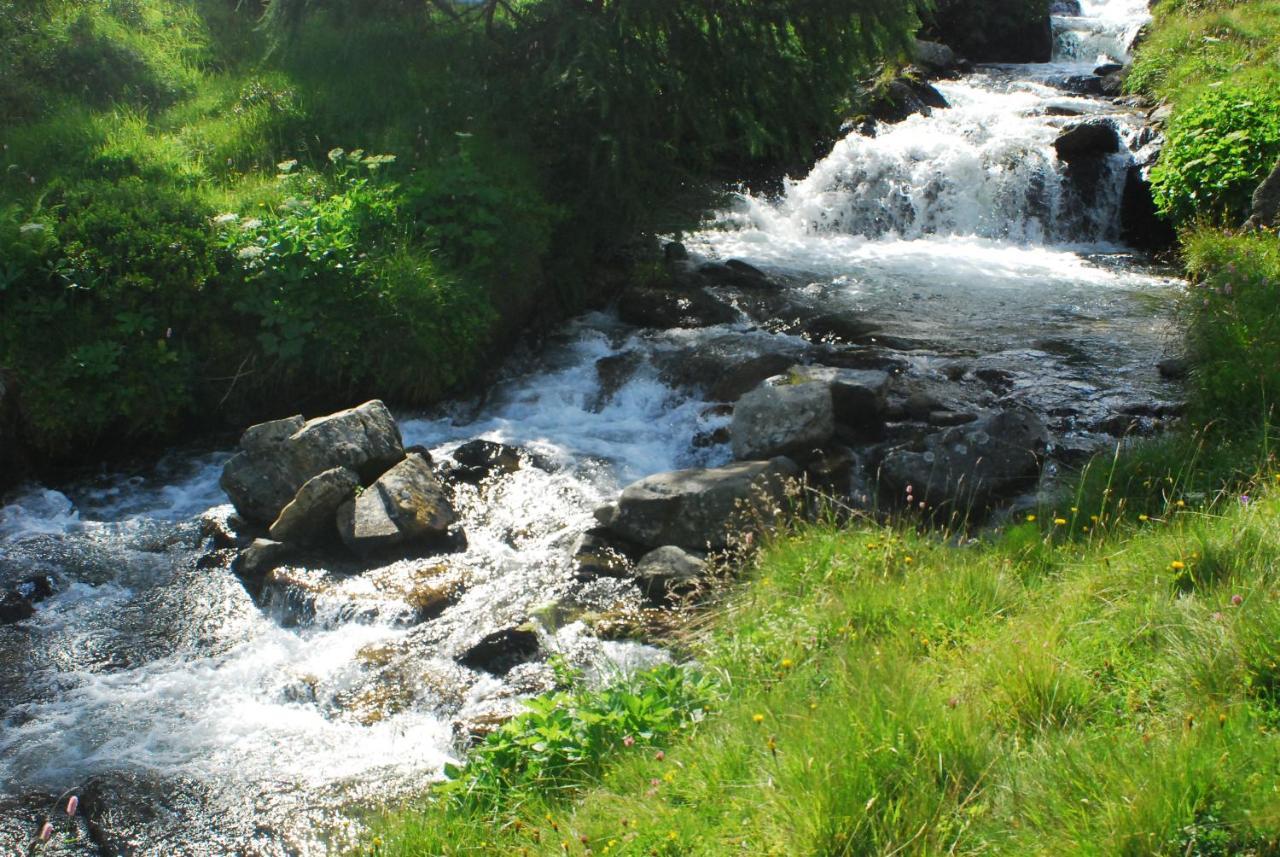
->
xmin=1151 ymin=85 xmax=1280 ymax=224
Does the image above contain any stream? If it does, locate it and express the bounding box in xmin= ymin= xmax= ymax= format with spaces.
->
xmin=0 ymin=1 xmax=1182 ymax=853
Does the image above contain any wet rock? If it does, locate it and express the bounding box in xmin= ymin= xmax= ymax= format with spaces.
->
xmin=1051 ymin=0 xmax=1082 ymax=13
xmin=1094 ymin=62 xmax=1124 ymax=77
xmin=1244 ymin=157 xmax=1280 ymax=231
xmin=236 ymin=538 xmax=292 ymax=577
xmin=268 ymin=466 xmax=359 ymax=544
xmin=1054 ymin=120 xmax=1120 ymax=163
xmin=790 ymin=365 xmax=890 ymax=435
xmin=798 ymin=311 xmax=879 ymax=344
xmin=1045 ymin=104 xmax=1086 ymax=117
xmin=449 ymin=439 xmax=522 ymax=484
xmin=879 ymin=408 xmax=1049 ymax=515
xmin=708 ymin=354 xmax=796 ymax=402
xmin=664 ymin=242 xmax=689 ymax=264
xmin=199 ymin=508 xmax=253 ymax=551
xmin=1158 ymin=356 xmax=1189 ymax=380
xmin=635 ymin=546 xmax=708 ymax=600
xmin=731 ymin=381 xmax=835 ymax=460
xmin=337 ymin=453 xmax=456 ymax=557
xmin=0 ymin=575 xmax=53 ymax=624
xmin=914 ymin=39 xmax=958 ymax=77
xmin=459 ymin=625 xmax=541 ymax=675
xmin=872 ymin=79 xmax=947 ymax=124
xmin=805 ymin=445 xmax=858 ymax=493
xmin=1120 ymin=165 xmax=1176 ymax=251
xmin=698 ymin=259 xmax=774 ymax=289
xmin=594 ymin=352 xmax=643 ymax=408
xmin=219 ymin=401 xmax=405 ymax=525
xmin=609 ymin=457 xmax=800 ymax=551
xmin=573 ymin=528 xmax=640 ymax=581
xmin=617 ymin=286 xmax=737 ymax=329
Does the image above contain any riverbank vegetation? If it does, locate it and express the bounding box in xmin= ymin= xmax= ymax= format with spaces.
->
xmin=0 ymin=0 xmax=922 ymax=468
xmin=365 ymin=2 xmax=1280 ymax=854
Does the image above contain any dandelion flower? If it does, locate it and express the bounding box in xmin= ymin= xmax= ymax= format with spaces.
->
xmin=1138 ymin=514 xmax=1149 ymax=522
xmin=1026 ymin=514 xmax=1036 ymax=522
xmin=1170 ymin=560 xmax=1185 ymax=571
xmin=781 ymin=658 xmax=794 ymax=669
xmin=753 ymin=713 xmax=765 ymax=724
xmin=1054 ymin=518 xmax=1067 ymax=526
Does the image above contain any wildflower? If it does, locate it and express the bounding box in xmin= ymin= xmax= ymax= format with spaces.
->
xmin=622 ymin=735 xmax=635 ymax=748
xmin=1026 ymin=514 xmax=1036 ymax=523
xmin=781 ymin=658 xmax=794 ymax=669
xmin=1054 ymin=518 xmax=1067 ymax=526
xmin=766 ymin=735 xmax=777 ymax=753
xmin=1070 ymin=507 xmax=1078 ymax=513
xmin=236 ymin=245 xmax=264 ymax=260
xmin=654 ymin=750 xmax=665 ymax=762
xmin=66 ymin=795 xmax=78 ymax=816
xmin=212 ymin=213 xmax=239 ymax=225
xmin=39 ymin=822 xmax=53 ymax=842
xmin=668 ymin=831 xmax=678 ymax=841
xmin=753 ymin=713 xmax=765 ymax=724
xmin=1090 ymin=515 xmax=1099 ymax=522
xmin=946 ymin=697 xmax=959 ymax=709
xmin=904 ymin=556 xmax=913 ymax=564
xmin=1176 ymin=499 xmax=1185 ymax=508
xmin=1240 ymin=494 xmax=1251 ymax=506
xmin=663 ymin=770 xmax=676 ymax=783
xmin=1170 ymin=560 xmax=1185 ymax=571
xmin=1219 ymin=712 xmax=1228 ymax=727
xmin=1138 ymin=514 xmax=1149 ymax=522
xmin=1232 ymin=594 xmax=1244 ymax=606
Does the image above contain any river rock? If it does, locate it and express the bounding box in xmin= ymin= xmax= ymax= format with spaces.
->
xmin=709 ymin=354 xmax=798 ymax=402
xmin=287 ymin=400 xmax=405 ymax=484
xmin=731 ymin=381 xmax=835 ymax=460
xmin=1054 ymin=120 xmax=1120 ymax=162
xmin=236 ymin=538 xmax=292 ymax=577
xmin=219 ymin=415 xmax=306 ymax=525
xmin=1243 ymin=157 xmax=1280 ymax=230
xmin=449 ymin=439 xmax=522 ymax=484
xmin=1120 ymin=165 xmax=1176 ymax=250
xmin=459 ymin=625 xmax=541 ymax=675
xmin=0 ymin=575 xmax=53 ymax=624
xmin=635 ymin=546 xmax=708 ymax=600
xmin=268 ymin=466 xmax=359 ymax=544
xmin=337 ymin=453 xmax=456 ymax=556
xmin=789 ymin=365 xmax=890 ymax=434
xmin=572 ymin=528 xmax=641 ymax=581
xmin=914 ymin=39 xmax=958 ymax=77
xmin=220 ymin=401 xmax=406 ymax=525
xmin=879 ymin=408 xmax=1048 ymax=514
xmin=1051 ymin=0 xmax=1082 ymax=13
xmin=609 ymin=457 xmax=800 ymax=551
xmin=698 ymin=259 xmax=774 ymax=290
xmin=872 ymin=79 xmax=947 ymax=124
xmin=617 ymin=285 xmax=737 ymax=329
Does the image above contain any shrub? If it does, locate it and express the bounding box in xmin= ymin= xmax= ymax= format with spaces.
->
xmin=1150 ymin=85 xmax=1280 ymax=225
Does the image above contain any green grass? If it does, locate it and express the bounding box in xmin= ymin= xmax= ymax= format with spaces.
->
xmin=367 ymin=470 xmax=1280 ymax=855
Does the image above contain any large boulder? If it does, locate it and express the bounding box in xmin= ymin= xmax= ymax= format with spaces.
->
xmin=268 ymin=466 xmax=359 ymax=544
xmin=336 ymin=453 xmax=456 ymax=556
xmin=871 ymin=79 xmax=949 ymax=124
xmin=449 ymin=439 xmax=521 ymax=484
xmin=697 ymin=259 xmax=775 ymax=290
xmin=609 ymin=457 xmax=800 ymax=551
xmin=732 ymin=381 xmax=835 ymax=461
xmin=220 ymin=401 xmax=405 ymax=525
xmin=1054 ymin=120 xmax=1121 ymax=163
xmin=879 ymin=408 xmax=1048 ymax=514
xmin=1244 ymin=158 xmax=1280 ymax=231
xmin=914 ymin=39 xmax=959 ymax=77
xmin=789 ymin=365 xmax=890 ymax=435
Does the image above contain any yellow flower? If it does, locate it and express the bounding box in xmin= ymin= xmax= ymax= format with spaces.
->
xmin=1026 ymin=514 xmax=1036 ymax=522
xmin=668 ymin=831 xmax=678 ymax=841
xmin=1138 ymin=514 xmax=1149 ymax=522
xmin=781 ymin=658 xmax=794 ymax=669
xmin=1091 ymin=515 xmax=1099 ymax=523
xmin=1054 ymin=518 xmax=1067 ymax=526
xmin=753 ymin=713 xmax=765 ymax=724
xmin=1176 ymin=499 xmax=1186 ymax=508
xmin=1170 ymin=560 xmax=1185 ymax=571
xmin=904 ymin=556 xmax=914 ymax=564
xmin=1070 ymin=507 xmax=1078 ymax=513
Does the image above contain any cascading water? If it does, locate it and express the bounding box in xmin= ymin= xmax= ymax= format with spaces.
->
xmin=1 ymin=2 xmax=1179 ymax=853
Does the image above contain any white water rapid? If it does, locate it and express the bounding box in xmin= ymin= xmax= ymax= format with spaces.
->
xmin=1 ymin=2 xmax=1179 ymax=853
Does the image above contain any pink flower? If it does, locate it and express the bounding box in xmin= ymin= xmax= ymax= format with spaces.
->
xmin=622 ymin=735 xmax=635 ymax=748
xmin=40 ymin=822 xmax=53 ymax=842
xmin=654 ymin=750 xmax=665 ymax=762
xmin=1231 ymin=594 xmax=1244 ymax=606
xmin=66 ymin=795 xmax=78 ymax=816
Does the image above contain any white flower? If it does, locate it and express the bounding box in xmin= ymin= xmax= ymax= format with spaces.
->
xmin=18 ymin=222 xmax=45 ymax=235
xmin=212 ymin=213 xmax=239 ymax=225
xmin=240 ymin=218 xmax=262 ymax=230
xmin=236 ymin=246 xmax=265 ymax=260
